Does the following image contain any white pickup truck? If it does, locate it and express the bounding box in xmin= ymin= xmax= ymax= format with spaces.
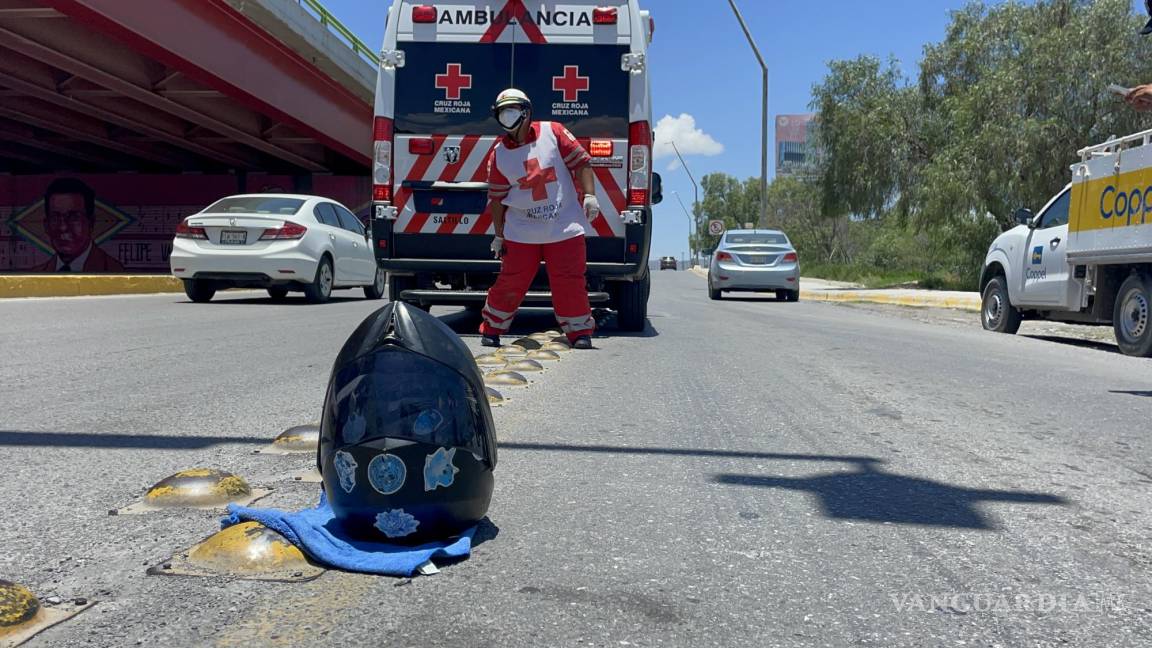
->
xmin=980 ymin=129 xmax=1152 ymax=357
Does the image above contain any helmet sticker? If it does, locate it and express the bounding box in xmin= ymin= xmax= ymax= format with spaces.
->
xmin=375 ymin=509 xmax=420 ymax=539
xmin=367 ymin=454 xmax=407 ymax=495
xmin=333 ymin=451 xmax=358 ymax=494
xmin=412 ymin=408 xmax=446 ymax=441
xmin=343 ymin=410 xmax=367 ymax=445
xmin=424 ymin=447 xmax=460 ymax=491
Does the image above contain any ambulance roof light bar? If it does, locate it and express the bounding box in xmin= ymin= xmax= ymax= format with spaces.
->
xmin=412 ymin=5 xmax=436 ymax=23
xmin=593 ymin=7 xmax=618 ymax=24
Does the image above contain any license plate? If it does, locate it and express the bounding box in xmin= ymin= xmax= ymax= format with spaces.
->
xmin=745 ymin=255 xmax=768 ymax=264
xmin=220 ymin=230 xmax=247 ymax=245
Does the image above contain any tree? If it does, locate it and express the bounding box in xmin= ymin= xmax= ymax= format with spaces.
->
xmin=695 ymin=173 xmax=761 ymax=251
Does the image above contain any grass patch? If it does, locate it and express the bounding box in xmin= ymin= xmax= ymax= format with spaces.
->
xmin=804 ymin=263 xmax=972 ymax=291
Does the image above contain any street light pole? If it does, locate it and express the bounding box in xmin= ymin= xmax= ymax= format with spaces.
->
xmin=727 ymin=0 xmax=768 ymax=227
xmin=669 ymin=141 xmax=699 ymax=265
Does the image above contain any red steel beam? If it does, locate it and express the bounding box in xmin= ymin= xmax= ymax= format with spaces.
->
xmin=0 ymin=23 xmax=328 ymax=172
xmin=44 ymin=0 xmax=372 ymax=166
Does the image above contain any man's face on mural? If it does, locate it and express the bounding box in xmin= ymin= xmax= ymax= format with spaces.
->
xmin=45 ymin=192 xmax=93 ymax=260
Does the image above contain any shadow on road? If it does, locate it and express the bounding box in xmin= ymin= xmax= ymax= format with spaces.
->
xmin=0 ymin=430 xmax=267 ymax=449
xmin=501 ymin=441 xmax=881 ymax=464
xmin=714 ymin=460 xmax=1067 ymax=530
xmin=438 ymin=307 xmax=659 ymax=339
xmin=197 ymin=295 xmax=368 ymax=306
xmin=1022 ymin=334 xmax=1118 ymax=354
xmin=1110 ymin=390 xmax=1152 ymax=398
xmin=716 ymin=296 xmax=797 ymax=304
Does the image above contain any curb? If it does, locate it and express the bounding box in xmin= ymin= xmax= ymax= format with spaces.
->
xmin=0 ymin=275 xmax=183 ymax=299
xmin=687 ymin=266 xmax=980 ymax=312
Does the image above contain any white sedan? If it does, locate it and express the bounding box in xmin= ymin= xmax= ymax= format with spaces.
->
xmin=170 ymin=194 xmax=384 ymax=303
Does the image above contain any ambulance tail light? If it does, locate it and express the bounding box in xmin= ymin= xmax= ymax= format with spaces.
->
xmin=372 ymin=116 xmax=394 ymax=203
xmin=590 ymin=139 xmax=613 ymax=157
xmin=408 ymin=138 xmax=435 ymax=155
xmin=412 ymin=5 xmax=436 ymax=23
xmin=627 ymin=121 xmax=652 ymax=206
xmin=593 ymin=7 xmax=617 ymax=24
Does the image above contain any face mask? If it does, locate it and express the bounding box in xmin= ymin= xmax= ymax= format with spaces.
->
xmin=498 ymin=107 xmax=525 ymax=130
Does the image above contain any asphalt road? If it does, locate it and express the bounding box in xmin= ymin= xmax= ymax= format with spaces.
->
xmin=3 ymin=272 xmax=1152 ymax=647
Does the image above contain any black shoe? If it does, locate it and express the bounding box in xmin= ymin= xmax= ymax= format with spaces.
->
xmin=572 ymin=336 xmax=593 ymax=350
xmin=480 ymin=335 xmax=501 ymax=348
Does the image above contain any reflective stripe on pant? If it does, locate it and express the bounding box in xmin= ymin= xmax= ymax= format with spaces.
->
xmin=479 ymin=235 xmax=595 ymax=343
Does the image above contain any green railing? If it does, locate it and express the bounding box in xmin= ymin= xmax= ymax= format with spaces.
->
xmin=295 ymin=0 xmax=379 ymax=66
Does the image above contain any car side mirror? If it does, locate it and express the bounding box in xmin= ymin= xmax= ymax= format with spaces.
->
xmin=651 ymin=172 xmax=663 ymax=205
xmin=1014 ymin=208 xmax=1034 ymax=227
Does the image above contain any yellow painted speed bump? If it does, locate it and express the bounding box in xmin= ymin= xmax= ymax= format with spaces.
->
xmin=258 ymin=424 xmax=320 ymax=455
xmin=526 ymin=349 xmax=562 ymax=362
xmin=486 ymin=387 xmax=505 ymax=406
xmin=484 ymin=370 xmax=529 ymax=387
xmin=511 ymin=337 xmax=542 ymax=350
xmin=474 ymin=353 xmax=509 ymax=368
xmin=149 ymin=522 xmax=323 ymax=582
xmin=506 ymin=359 xmax=545 ymax=373
xmin=117 ymin=469 xmax=270 ymax=514
xmin=0 ymin=579 xmax=93 ymax=647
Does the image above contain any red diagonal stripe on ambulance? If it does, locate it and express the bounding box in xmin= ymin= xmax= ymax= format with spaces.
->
xmin=412 ymin=136 xmax=481 ymax=234
xmin=435 ymin=135 xmax=483 ymax=234
xmin=479 ymin=0 xmax=547 ymax=44
xmin=397 ymin=135 xmax=446 ymax=233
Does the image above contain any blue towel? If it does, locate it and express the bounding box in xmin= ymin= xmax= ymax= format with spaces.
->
xmin=222 ymin=491 xmax=475 ymax=577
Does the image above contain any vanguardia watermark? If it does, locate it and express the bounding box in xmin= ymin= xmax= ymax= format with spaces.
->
xmin=891 ymin=592 xmax=1127 ymax=614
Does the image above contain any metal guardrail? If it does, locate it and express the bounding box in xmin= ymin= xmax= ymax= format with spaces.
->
xmin=294 ymin=0 xmax=379 ymax=66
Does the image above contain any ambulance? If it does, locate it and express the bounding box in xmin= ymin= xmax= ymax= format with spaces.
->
xmin=369 ymin=0 xmax=660 ymax=331
xmin=980 ymin=129 xmax=1152 ymax=357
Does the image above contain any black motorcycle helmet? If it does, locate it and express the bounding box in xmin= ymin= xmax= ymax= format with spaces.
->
xmin=317 ymin=301 xmax=496 ymax=544
xmin=1143 ymin=0 xmax=1152 ymax=35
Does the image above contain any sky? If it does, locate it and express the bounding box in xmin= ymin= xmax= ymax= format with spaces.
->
xmin=317 ymin=0 xmax=1038 ymax=259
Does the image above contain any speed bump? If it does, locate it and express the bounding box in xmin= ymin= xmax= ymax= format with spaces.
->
xmin=473 ymin=353 xmax=509 ymax=368
xmin=258 ymin=424 xmax=320 ymax=455
xmin=541 ymin=341 xmax=572 ymax=353
xmin=0 ymin=579 xmax=93 ymax=647
xmin=526 ymin=349 xmax=561 ymax=362
xmin=148 ymin=522 xmax=323 ymax=582
xmin=484 ymin=370 xmax=529 ymax=387
xmin=495 ymin=345 xmax=527 ymax=358
xmin=506 ymin=359 xmax=545 ymax=373
xmin=117 ymin=468 xmax=270 ymax=514
xmin=511 ymin=337 xmax=542 ymax=350
xmin=486 ymin=387 xmax=505 ymax=406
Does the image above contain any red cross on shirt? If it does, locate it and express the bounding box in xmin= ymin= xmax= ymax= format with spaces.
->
xmin=517 ymin=158 xmax=558 ymax=201
xmin=552 ymin=65 xmax=590 ymax=103
xmin=435 ymin=63 xmax=472 ymax=101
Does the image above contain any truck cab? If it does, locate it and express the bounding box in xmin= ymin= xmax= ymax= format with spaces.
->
xmin=369 ymin=0 xmax=659 ymax=331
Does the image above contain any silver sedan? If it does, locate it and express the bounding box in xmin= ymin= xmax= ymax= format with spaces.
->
xmin=707 ymin=229 xmax=800 ymax=301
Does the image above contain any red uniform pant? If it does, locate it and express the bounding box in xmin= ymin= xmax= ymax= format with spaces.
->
xmin=480 ymin=235 xmax=595 ymax=343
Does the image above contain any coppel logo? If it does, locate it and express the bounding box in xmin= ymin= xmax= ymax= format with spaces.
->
xmin=1099 ymin=184 xmax=1152 ymax=226
xmin=1032 ymin=246 xmax=1043 ymax=265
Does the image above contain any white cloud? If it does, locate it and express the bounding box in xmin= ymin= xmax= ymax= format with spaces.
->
xmin=653 ymin=113 xmax=724 ymax=162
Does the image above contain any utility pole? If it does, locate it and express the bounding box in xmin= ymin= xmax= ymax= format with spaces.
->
xmin=669 ymin=140 xmax=699 ymax=265
xmin=672 ymin=191 xmax=695 ymax=267
xmin=727 ymin=0 xmax=768 ymax=227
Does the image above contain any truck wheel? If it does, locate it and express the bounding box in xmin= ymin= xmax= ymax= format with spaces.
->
xmin=981 ymin=276 xmax=1021 ymax=334
xmin=1113 ymin=273 xmax=1152 ymax=357
xmin=363 ymin=265 xmax=385 ymax=300
xmin=303 ymin=256 xmax=333 ymax=304
xmin=183 ymin=279 xmax=216 ymax=303
xmin=616 ymin=270 xmax=650 ymax=332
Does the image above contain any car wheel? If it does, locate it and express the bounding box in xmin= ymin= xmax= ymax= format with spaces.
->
xmin=183 ymin=279 xmax=216 ymax=303
xmin=708 ymin=282 xmax=722 ymax=301
xmin=981 ymin=276 xmax=1021 ymax=334
xmin=303 ymin=256 xmax=334 ymax=304
xmin=775 ymin=290 xmax=787 ymax=301
xmin=363 ymin=265 xmax=386 ymax=300
xmin=1113 ymin=273 xmax=1152 ymax=357
xmin=786 ymin=289 xmax=800 ymax=302
xmin=616 ymin=269 xmax=650 ymax=332
xmin=267 ymin=286 xmax=289 ymax=301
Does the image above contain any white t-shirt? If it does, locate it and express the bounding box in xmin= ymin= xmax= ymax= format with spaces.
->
xmin=487 ymin=121 xmax=592 ymax=244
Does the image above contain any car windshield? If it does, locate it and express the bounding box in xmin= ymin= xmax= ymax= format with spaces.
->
xmin=725 ymin=233 xmax=788 ymax=245
xmin=202 ymin=197 xmax=305 ymax=216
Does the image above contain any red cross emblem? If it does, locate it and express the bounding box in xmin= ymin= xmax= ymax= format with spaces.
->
xmin=435 ymin=63 xmax=472 ymax=100
xmin=552 ymin=66 xmax=590 ymax=103
xmin=516 ymin=158 xmax=558 ymax=201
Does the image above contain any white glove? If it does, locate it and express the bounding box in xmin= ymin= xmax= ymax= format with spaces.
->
xmin=490 ymin=236 xmax=505 ymax=259
xmin=583 ymin=194 xmax=601 ymax=220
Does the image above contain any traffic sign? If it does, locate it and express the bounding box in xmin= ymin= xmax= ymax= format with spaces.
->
xmin=708 ymin=220 xmax=725 ymax=236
